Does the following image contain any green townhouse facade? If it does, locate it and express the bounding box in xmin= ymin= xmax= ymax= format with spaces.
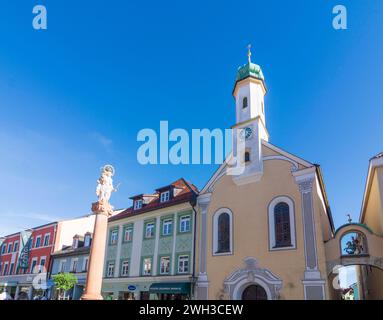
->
xmin=101 ymin=178 xmax=198 ymax=300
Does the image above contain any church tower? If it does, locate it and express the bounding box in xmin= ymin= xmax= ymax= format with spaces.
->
xmin=231 ymin=45 xmax=269 ymax=185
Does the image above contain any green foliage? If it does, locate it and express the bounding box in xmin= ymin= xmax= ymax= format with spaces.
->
xmin=52 ymin=272 xmax=78 ymax=292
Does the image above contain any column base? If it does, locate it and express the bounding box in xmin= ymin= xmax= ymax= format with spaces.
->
xmin=81 ymin=293 xmax=104 ymax=300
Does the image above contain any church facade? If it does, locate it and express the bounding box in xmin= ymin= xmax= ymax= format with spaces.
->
xmin=195 ymin=53 xmax=336 ymax=300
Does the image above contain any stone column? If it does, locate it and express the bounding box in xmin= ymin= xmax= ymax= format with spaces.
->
xmin=14 ymin=286 xmax=20 ymax=300
xmin=195 ymin=193 xmax=211 ymax=300
xmin=28 ymin=286 xmax=33 ymax=300
xmin=293 ymin=168 xmax=325 ymax=300
xmin=81 ymin=200 xmax=112 ymax=300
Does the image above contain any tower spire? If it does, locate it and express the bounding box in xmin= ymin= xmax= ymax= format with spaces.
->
xmin=247 ymin=44 xmax=252 ymax=64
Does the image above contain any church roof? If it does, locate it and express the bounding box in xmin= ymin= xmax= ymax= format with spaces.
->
xmin=236 ymin=62 xmax=265 ymax=82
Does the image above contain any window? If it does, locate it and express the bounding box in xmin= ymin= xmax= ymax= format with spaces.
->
xmin=35 ymin=236 xmax=42 ymax=248
xmin=134 ymin=199 xmax=143 ymax=210
xmin=106 ymin=262 xmax=115 ymax=277
xmin=261 ymin=101 xmax=264 ymax=114
xmin=7 ymin=243 xmax=12 ymax=253
xmin=43 ymin=234 xmax=50 ymax=247
xmin=242 ymin=97 xmax=248 ymax=109
xmin=39 ymin=258 xmax=46 ymax=273
xmin=162 ymin=219 xmax=173 ymax=236
xmin=160 ymin=191 xmax=170 ymax=203
xmin=268 ymin=196 xmax=296 ymax=250
xmin=73 ymin=237 xmax=79 ymax=249
xmin=3 ymin=263 xmax=8 ymax=275
xmin=71 ymin=259 xmax=78 ymax=273
xmin=213 ymin=208 xmax=233 ymax=255
xmin=160 ymin=256 xmax=170 ymax=275
xmin=84 ymin=235 xmax=91 ymax=247
xmin=145 ymin=223 xmax=155 ymax=238
xmin=59 ymin=260 xmax=66 ymax=273
xmin=13 ymin=241 xmax=19 ymax=252
xmin=83 ymin=257 xmax=89 ymax=272
xmin=274 ymin=203 xmax=291 ymax=247
xmin=245 ymin=151 xmax=250 ymax=163
xmin=178 ymin=255 xmax=189 ymax=274
xmin=110 ymin=230 xmax=118 ymax=245
xmin=124 ymin=227 xmax=133 ymax=242
xmin=1 ymin=244 xmax=6 ymax=255
xmin=121 ymin=260 xmax=129 ymax=276
xmin=142 ymin=258 xmax=152 ymax=276
xmin=9 ymin=263 xmax=14 ymax=275
xmin=28 ymin=237 xmax=33 ymax=249
xmin=31 ymin=259 xmax=38 ymax=274
xmin=179 ymin=216 xmax=191 ymax=233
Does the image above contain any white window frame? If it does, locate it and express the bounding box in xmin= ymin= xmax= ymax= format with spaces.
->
xmin=59 ymin=260 xmax=66 ymax=273
xmin=39 ymin=256 xmax=46 ymax=273
xmin=43 ymin=233 xmax=50 ymax=247
xmin=70 ymin=258 xmax=79 ymax=273
xmin=3 ymin=262 xmax=9 ymax=275
xmin=134 ymin=199 xmax=143 ymax=210
xmin=145 ymin=223 xmax=155 ymax=238
xmin=177 ymin=255 xmax=189 ymax=274
xmin=35 ymin=235 xmax=42 ymax=248
xmin=159 ymin=256 xmax=170 ymax=275
xmin=30 ymin=258 xmax=38 ymax=274
xmin=268 ymin=196 xmax=296 ymax=251
xmin=110 ymin=230 xmax=118 ymax=245
xmin=9 ymin=262 xmax=15 ymax=275
xmin=179 ymin=215 xmax=191 ymax=233
xmin=143 ymin=258 xmax=152 ymax=276
xmin=212 ymin=208 xmax=234 ymax=256
xmin=82 ymin=257 xmax=89 ymax=272
xmin=1 ymin=244 xmax=6 ymax=255
xmin=160 ymin=191 xmax=170 ymax=203
xmin=107 ymin=262 xmax=115 ymax=277
xmin=7 ymin=242 xmax=13 ymax=253
xmin=124 ymin=227 xmax=133 ymax=242
xmin=121 ymin=260 xmax=129 ymax=277
xmin=13 ymin=241 xmax=19 ymax=252
xmin=84 ymin=235 xmax=91 ymax=247
xmin=162 ymin=219 xmax=173 ymax=236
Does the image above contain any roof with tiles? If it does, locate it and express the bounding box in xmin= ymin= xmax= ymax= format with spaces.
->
xmin=109 ymin=178 xmax=198 ymax=222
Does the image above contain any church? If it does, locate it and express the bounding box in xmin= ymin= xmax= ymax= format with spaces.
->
xmin=195 ymin=49 xmax=336 ymax=300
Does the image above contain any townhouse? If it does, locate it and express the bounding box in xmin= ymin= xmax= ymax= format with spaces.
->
xmin=101 ymin=178 xmax=198 ymax=300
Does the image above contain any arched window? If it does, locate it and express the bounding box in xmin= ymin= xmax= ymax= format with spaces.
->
xmin=213 ymin=208 xmax=233 ymax=255
xmin=242 ymin=97 xmax=248 ymax=109
xmin=217 ymin=213 xmax=230 ymax=253
xmin=274 ymin=202 xmax=291 ymax=247
xmin=268 ymin=197 xmax=296 ymax=250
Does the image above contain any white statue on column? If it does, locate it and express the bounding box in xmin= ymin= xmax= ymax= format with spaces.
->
xmin=96 ymin=165 xmax=116 ymax=203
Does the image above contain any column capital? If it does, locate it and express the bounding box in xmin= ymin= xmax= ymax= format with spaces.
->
xmin=197 ymin=193 xmax=212 ymax=211
xmin=292 ymin=167 xmax=316 ymax=194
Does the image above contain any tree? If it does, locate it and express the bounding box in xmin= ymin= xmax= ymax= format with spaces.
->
xmin=52 ymin=273 xmax=78 ymax=300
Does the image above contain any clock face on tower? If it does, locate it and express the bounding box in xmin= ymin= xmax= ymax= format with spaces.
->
xmin=240 ymin=127 xmax=253 ymax=141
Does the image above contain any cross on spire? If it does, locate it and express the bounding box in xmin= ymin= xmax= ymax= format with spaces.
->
xmin=247 ymin=44 xmax=252 ymax=64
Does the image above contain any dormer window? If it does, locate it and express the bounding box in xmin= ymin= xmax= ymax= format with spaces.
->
xmin=242 ymin=97 xmax=248 ymax=109
xmin=160 ymin=190 xmax=170 ymax=203
xmin=134 ymin=199 xmax=143 ymax=210
xmin=72 ymin=237 xmax=79 ymax=249
xmin=84 ymin=234 xmax=91 ymax=247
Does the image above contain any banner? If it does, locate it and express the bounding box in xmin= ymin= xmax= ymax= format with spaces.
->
xmin=18 ymin=230 xmax=33 ymax=269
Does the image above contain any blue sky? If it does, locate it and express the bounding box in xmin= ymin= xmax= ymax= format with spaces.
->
xmin=0 ymin=0 xmax=382 ymax=236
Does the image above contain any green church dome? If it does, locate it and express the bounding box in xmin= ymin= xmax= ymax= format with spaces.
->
xmin=236 ymin=62 xmax=265 ymax=82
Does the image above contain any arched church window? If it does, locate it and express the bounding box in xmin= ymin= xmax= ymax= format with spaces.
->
xmin=213 ymin=208 xmax=233 ymax=255
xmin=268 ymin=197 xmax=296 ymax=250
xmin=242 ymin=97 xmax=248 ymax=109
xmin=274 ymin=202 xmax=291 ymax=247
xmin=217 ymin=213 xmax=230 ymax=253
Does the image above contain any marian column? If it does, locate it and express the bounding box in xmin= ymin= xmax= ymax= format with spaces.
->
xmin=81 ymin=165 xmax=117 ymax=300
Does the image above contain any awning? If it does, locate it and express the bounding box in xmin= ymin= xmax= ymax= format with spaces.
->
xmin=149 ymin=282 xmax=191 ymax=294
